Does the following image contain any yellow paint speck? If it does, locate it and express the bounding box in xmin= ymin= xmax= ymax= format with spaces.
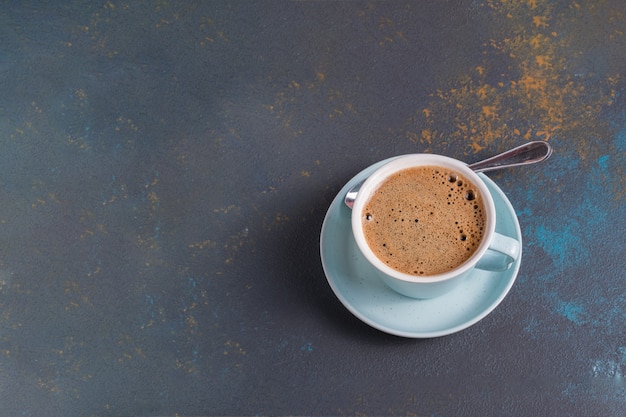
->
xmin=535 ymin=55 xmax=550 ymax=68
xmin=471 ymin=142 xmax=486 ymax=153
xmin=533 ymin=15 xmax=549 ymax=28
xmin=482 ymin=105 xmax=497 ymax=118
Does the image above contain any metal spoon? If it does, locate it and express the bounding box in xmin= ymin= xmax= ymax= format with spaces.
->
xmin=344 ymin=141 xmax=553 ymax=209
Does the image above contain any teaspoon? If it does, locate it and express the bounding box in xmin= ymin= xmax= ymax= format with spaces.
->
xmin=344 ymin=141 xmax=553 ymax=209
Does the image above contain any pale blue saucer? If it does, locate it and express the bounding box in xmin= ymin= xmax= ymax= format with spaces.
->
xmin=320 ymin=158 xmax=522 ymax=338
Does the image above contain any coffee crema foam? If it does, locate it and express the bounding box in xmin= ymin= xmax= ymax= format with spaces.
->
xmin=362 ymin=166 xmax=486 ymax=276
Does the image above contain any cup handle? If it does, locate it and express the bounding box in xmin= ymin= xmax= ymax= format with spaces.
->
xmin=475 ymin=232 xmax=520 ymax=272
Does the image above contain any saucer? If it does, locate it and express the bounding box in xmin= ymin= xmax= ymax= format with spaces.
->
xmin=320 ymin=158 xmax=522 ymax=338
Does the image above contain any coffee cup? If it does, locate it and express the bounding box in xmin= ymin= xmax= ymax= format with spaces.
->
xmin=351 ymin=154 xmax=520 ymax=299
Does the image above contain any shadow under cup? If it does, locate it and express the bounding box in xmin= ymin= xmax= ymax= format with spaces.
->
xmin=351 ymin=154 xmax=520 ymax=299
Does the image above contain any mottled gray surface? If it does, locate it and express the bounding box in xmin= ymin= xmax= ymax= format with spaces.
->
xmin=0 ymin=1 xmax=625 ymax=416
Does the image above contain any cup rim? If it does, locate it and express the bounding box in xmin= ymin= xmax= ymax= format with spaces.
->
xmin=351 ymin=154 xmax=497 ymax=283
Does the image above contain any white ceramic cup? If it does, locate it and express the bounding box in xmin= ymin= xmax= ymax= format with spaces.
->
xmin=351 ymin=154 xmax=520 ymax=299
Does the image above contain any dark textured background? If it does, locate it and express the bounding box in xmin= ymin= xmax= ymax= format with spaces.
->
xmin=0 ymin=1 xmax=625 ymax=416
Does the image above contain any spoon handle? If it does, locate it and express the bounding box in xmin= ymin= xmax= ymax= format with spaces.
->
xmin=467 ymin=141 xmax=553 ymax=173
xmin=344 ymin=141 xmax=553 ymax=209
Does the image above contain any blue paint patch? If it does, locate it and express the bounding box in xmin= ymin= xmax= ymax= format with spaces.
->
xmin=522 ymin=316 xmax=540 ymax=339
xmin=555 ymin=299 xmax=585 ymax=324
xmin=598 ymin=154 xmax=610 ymax=170
xmin=300 ymin=342 xmax=313 ymax=352
xmin=592 ymin=359 xmax=624 ymax=378
xmin=615 ymin=122 xmax=626 ymax=152
xmin=561 ymin=381 xmax=579 ymax=398
xmin=527 ymin=150 xmax=609 ymax=275
xmin=534 ymin=222 xmax=583 ymax=271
